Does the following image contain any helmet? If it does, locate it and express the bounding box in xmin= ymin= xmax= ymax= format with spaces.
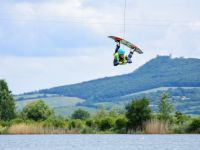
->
xmin=118 ymin=48 xmax=125 ymax=55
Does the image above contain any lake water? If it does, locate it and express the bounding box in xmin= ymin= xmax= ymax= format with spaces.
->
xmin=0 ymin=134 xmax=199 ymax=150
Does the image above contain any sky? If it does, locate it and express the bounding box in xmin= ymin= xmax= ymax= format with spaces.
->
xmin=0 ymin=0 xmax=200 ymax=94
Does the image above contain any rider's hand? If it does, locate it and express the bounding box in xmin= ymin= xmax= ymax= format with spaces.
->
xmin=119 ymin=62 xmax=123 ymax=64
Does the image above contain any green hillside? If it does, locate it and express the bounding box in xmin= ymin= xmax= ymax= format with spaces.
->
xmin=16 ymin=87 xmax=200 ymax=116
xmin=115 ymin=87 xmax=200 ymax=115
xmin=15 ymin=56 xmax=200 ymax=115
xmin=37 ymin=56 xmax=200 ymax=102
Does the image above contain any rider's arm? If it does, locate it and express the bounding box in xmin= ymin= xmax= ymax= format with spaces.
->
xmin=113 ymin=58 xmax=119 ymax=66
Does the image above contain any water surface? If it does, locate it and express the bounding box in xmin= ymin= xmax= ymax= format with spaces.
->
xmin=0 ymin=134 xmax=199 ymax=150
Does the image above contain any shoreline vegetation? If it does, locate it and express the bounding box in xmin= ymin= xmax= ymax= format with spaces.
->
xmin=0 ymin=80 xmax=200 ymax=134
xmin=1 ymin=103 xmax=200 ymax=134
xmin=1 ymin=117 xmax=200 ymax=134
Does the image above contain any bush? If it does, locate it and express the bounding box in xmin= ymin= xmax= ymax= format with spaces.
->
xmin=158 ymin=93 xmax=174 ymax=121
xmin=126 ymin=98 xmax=151 ymax=132
xmin=174 ymin=112 xmax=189 ymax=125
xmin=0 ymin=125 xmax=8 ymax=134
xmin=21 ymin=100 xmax=53 ymax=121
xmin=186 ymin=118 xmax=200 ymax=133
xmin=115 ymin=116 xmax=128 ymax=133
xmin=172 ymin=124 xmax=187 ymax=134
xmin=0 ymin=120 xmax=11 ymax=127
xmin=10 ymin=118 xmax=25 ymax=125
xmin=85 ymin=119 xmax=96 ymax=128
xmin=71 ymin=109 xmax=90 ymax=120
xmin=43 ymin=117 xmax=68 ymax=129
xmin=69 ymin=119 xmax=85 ymax=129
xmin=81 ymin=127 xmax=96 ymax=134
xmin=98 ymin=117 xmax=115 ymax=131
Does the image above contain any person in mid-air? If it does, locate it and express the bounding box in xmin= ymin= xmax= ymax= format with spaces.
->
xmin=113 ymin=42 xmax=135 ymax=66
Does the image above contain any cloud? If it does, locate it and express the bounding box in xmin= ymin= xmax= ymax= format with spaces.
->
xmin=0 ymin=0 xmax=116 ymax=56
xmin=0 ymin=0 xmax=200 ymax=93
xmin=0 ymin=47 xmax=152 ymax=94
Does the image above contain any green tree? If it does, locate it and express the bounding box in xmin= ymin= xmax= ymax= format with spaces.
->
xmin=187 ymin=118 xmax=200 ymax=133
xmin=69 ymin=119 xmax=85 ymax=129
xmin=71 ymin=109 xmax=90 ymax=120
xmin=174 ymin=111 xmax=189 ymax=124
xmin=109 ymin=108 xmax=124 ymax=118
xmin=43 ymin=117 xmax=68 ymax=128
xmin=85 ymin=119 xmax=96 ymax=128
xmin=21 ymin=100 xmax=53 ymax=121
xmin=98 ymin=116 xmax=115 ymax=131
xmin=0 ymin=80 xmax=16 ymax=121
xmin=158 ymin=93 xmax=174 ymax=121
xmin=125 ymin=98 xmax=151 ymax=132
xmin=95 ymin=105 xmax=107 ymax=119
xmin=115 ymin=116 xmax=128 ymax=133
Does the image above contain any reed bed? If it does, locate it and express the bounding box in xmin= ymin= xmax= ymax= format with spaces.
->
xmin=144 ymin=119 xmax=169 ymax=134
xmin=8 ymin=123 xmax=80 ymax=134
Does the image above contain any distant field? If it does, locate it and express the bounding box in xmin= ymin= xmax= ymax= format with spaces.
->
xmin=120 ymin=87 xmax=200 ymax=99
xmin=15 ymin=93 xmax=59 ymax=100
xmin=16 ymin=96 xmax=85 ymax=112
xmin=15 ymin=87 xmax=200 ymax=116
xmin=53 ymin=106 xmax=97 ymax=116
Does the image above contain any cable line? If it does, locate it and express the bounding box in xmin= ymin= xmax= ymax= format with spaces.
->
xmin=123 ymin=0 xmax=127 ymax=39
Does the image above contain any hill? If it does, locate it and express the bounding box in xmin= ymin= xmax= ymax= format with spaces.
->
xmin=15 ymin=55 xmax=200 ymax=115
xmin=37 ymin=55 xmax=200 ymax=102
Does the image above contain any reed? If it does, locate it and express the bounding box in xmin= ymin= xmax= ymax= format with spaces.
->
xmin=144 ymin=119 xmax=169 ymax=134
xmin=8 ymin=123 xmax=80 ymax=134
xmin=0 ymin=125 xmax=8 ymax=134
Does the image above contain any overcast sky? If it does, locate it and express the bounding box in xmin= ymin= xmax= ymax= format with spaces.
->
xmin=0 ymin=0 xmax=200 ymax=94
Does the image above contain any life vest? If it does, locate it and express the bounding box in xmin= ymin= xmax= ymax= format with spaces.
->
xmin=114 ymin=53 xmax=127 ymax=64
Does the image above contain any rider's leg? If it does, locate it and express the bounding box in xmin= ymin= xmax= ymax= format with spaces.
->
xmin=114 ymin=42 xmax=120 ymax=53
xmin=126 ymin=48 xmax=135 ymax=63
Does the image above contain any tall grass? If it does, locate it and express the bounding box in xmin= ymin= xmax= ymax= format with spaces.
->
xmin=0 ymin=125 xmax=8 ymax=134
xmin=8 ymin=123 xmax=80 ymax=134
xmin=144 ymin=119 xmax=169 ymax=134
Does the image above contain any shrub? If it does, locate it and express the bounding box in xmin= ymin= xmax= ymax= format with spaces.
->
xmin=0 ymin=120 xmax=11 ymax=127
xmin=10 ymin=118 xmax=25 ymax=125
xmin=81 ymin=127 xmax=96 ymax=134
xmin=0 ymin=125 xmax=8 ymax=134
xmin=71 ymin=109 xmax=90 ymax=120
xmin=186 ymin=118 xmax=200 ymax=133
xmin=69 ymin=119 xmax=85 ymax=129
xmin=98 ymin=117 xmax=115 ymax=131
xmin=43 ymin=117 xmax=68 ymax=129
xmin=115 ymin=116 xmax=128 ymax=133
xmin=158 ymin=93 xmax=174 ymax=121
xmin=21 ymin=100 xmax=53 ymax=121
xmin=174 ymin=112 xmax=189 ymax=125
xmin=126 ymin=98 xmax=151 ymax=132
xmin=172 ymin=124 xmax=187 ymax=134
xmin=85 ymin=119 xmax=96 ymax=128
